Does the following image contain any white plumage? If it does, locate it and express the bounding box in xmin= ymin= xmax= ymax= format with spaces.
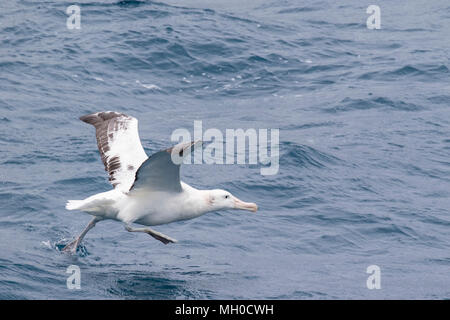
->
xmin=63 ymin=112 xmax=257 ymax=253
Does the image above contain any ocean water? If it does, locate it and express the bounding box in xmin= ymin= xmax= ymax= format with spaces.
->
xmin=0 ymin=0 xmax=449 ymax=299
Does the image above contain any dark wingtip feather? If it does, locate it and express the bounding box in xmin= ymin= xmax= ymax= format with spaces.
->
xmin=79 ymin=112 xmax=127 ymax=126
xmin=79 ymin=113 xmax=98 ymax=125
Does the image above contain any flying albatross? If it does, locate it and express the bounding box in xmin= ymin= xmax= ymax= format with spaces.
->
xmin=63 ymin=111 xmax=258 ymax=253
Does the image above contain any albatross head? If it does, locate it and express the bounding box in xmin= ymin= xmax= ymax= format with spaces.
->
xmin=206 ymin=189 xmax=258 ymax=213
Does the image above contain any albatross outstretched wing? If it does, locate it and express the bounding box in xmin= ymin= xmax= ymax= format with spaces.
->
xmin=129 ymin=141 xmax=200 ymax=193
xmin=80 ymin=111 xmax=148 ymax=191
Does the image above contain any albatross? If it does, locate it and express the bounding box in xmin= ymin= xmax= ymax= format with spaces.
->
xmin=63 ymin=111 xmax=258 ymax=253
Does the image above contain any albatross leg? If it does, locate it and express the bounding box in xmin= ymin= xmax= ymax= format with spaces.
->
xmin=125 ymin=224 xmax=178 ymax=244
xmin=63 ymin=217 xmax=102 ymax=253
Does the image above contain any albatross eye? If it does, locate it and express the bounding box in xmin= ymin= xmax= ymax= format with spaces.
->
xmin=225 ymin=195 xmax=229 ymax=199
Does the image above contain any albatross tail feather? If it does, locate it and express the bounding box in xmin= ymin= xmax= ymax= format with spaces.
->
xmin=65 ymin=190 xmax=121 ymax=216
xmin=66 ymin=200 xmax=85 ymax=211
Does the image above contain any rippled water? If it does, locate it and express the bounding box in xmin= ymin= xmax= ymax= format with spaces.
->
xmin=0 ymin=0 xmax=449 ymax=299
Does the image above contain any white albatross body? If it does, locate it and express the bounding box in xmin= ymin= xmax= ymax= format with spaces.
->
xmin=63 ymin=111 xmax=257 ymax=253
xmin=67 ymin=182 xmax=215 ymax=226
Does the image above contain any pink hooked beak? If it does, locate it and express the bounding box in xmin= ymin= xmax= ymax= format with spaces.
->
xmin=233 ymin=196 xmax=258 ymax=212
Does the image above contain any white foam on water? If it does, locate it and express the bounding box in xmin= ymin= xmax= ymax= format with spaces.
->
xmin=136 ymin=80 xmax=161 ymax=90
xmin=41 ymin=240 xmax=52 ymax=249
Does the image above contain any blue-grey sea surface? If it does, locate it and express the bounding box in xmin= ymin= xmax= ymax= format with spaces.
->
xmin=0 ymin=0 xmax=449 ymax=299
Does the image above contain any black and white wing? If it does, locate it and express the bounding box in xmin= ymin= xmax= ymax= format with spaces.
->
xmin=80 ymin=111 xmax=148 ymax=191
